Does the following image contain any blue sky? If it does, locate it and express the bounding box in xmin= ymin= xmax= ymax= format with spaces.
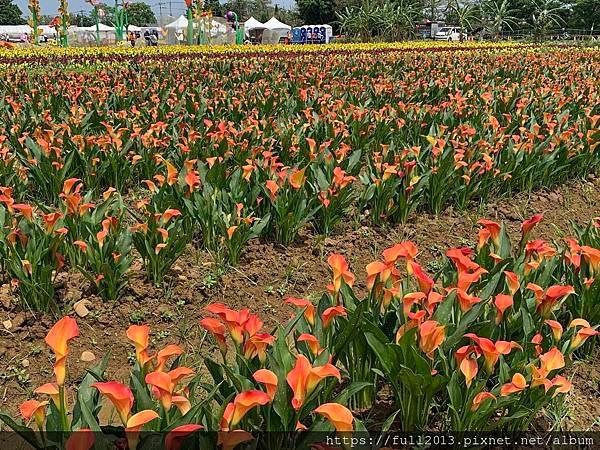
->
xmin=14 ymin=0 xmax=294 ymax=18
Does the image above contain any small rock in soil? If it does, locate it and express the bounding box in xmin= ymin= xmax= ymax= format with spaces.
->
xmin=80 ymin=351 xmax=96 ymax=362
xmin=21 ymin=359 xmax=29 ymax=368
xmin=74 ymin=299 xmax=92 ymax=317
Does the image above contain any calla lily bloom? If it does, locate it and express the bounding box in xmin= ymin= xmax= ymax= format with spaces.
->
xmin=172 ymin=396 xmax=192 ymax=416
xmin=156 ymin=344 xmax=184 ymax=372
xmin=145 ymin=370 xmax=174 ymax=411
xmin=243 ymin=333 xmax=275 ymax=362
xmin=477 ymin=219 xmax=501 ymax=248
xmin=297 ymin=333 xmax=322 ymax=356
xmin=471 ymin=391 xmax=496 ymax=411
xmin=456 ymin=345 xmax=480 ymax=387
xmin=408 ymin=261 xmax=434 ymax=294
xmin=45 ymin=316 xmax=79 ymax=385
xmin=568 ymin=319 xmax=599 ymax=350
xmin=126 ymin=324 xmax=153 ymax=367
xmin=65 ymin=429 xmax=95 ymax=450
xmin=125 ymin=409 xmax=159 ymax=432
xmin=455 ymin=289 xmax=481 ymax=313
xmin=419 ymin=320 xmax=445 ymax=358
xmin=503 ymin=271 xmax=520 ymax=295
xmin=92 ymin=381 xmax=134 ymax=425
xmin=322 ymin=306 xmax=347 ymax=328
xmin=549 ymin=376 xmax=571 ymax=398
xmin=539 ymin=347 xmax=565 ymax=373
xmin=217 ymin=430 xmax=254 ymax=450
xmin=528 ymin=284 xmax=575 ymax=318
xmin=287 ymin=355 xmax=341 ymax=410
xmin=520 ymin=214 xmax=543 ymax=241
xmin=34 ymin=383 xmax=60 ymax=406
xmin=165 ymin=424 xmax=203 ymax=450
xmin=284 ymin=297 xmax=315 ymax=327
xmin=314 ymin=403 xmax=354 ymax=432
xmin=494 ymin=294 xmax=513 ymax=324
xmin=253 ymin=369 xmax=278 ymax=400
xmin=500 ymin=373 xmax=528 ymax=396
xmin=221 ymin=390 xmax=271 ymax=430
xmin=544 ymin=320 xmax=563 ymax=342
xmin=327 ymin=253 xmax=355 ymax=295
xmin=19 ymin=399 xmax=48 ymax=429
xmin=464 ymin=334 xmax=518 ymax=372
xmin=205 ymin=304 xmax=250 ymax=345
xmin=125 ymin=410 xmax=160 ymax=450
xmin=200 ymin=317 xmax=227 ymax=354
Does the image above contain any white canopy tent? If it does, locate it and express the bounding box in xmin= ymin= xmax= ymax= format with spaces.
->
xmin=164 ymin=15 xmax=228 ymax=44
xmin=164 ymin=15 xmax=188 ymax=30
xmin=244 ymin=17 xmax=265 ymax=32
xmin=0 ymin=25 xmax=31 ymax=41
xmin=261 ymin=17 xmax=291 ymax=44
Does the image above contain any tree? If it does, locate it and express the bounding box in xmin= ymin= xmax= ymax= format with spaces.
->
xmin=204 ymin=0 xmax=225 ymax=16
xmin=126 ymin=2 xmax=156 ymax=26
xmin=249 ymin=0 xmax=272 ymax=22
xmin=447 ymin=0 xmax=480 ymax=39
xmin=568 ymin=0 xmax=600 ymax=29
xmin=297 ymin=0 xmax=336 ymax=24
xmin=0 ymin=0 xmax=26 ymax=25
xmin=482 ymin=0 xmax=519 ymax=38
xmin=71 ymin=12 xmax=95 ymax=27
xmin=530 ymin=0 xmax=564 ymax=40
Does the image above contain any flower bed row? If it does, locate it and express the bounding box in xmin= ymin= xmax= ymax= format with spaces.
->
xmin=0 ymin=46 xmax=598 ymax=310
xmin=2 ymin=216 xmax=599 ymax=448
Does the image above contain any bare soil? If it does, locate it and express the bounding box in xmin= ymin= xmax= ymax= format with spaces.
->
xmin=1 ymin=176 xmax=599 ymax=429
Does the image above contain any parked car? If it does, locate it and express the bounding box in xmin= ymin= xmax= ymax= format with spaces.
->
xmin=434 ymin=27 xmax=465 ymax=41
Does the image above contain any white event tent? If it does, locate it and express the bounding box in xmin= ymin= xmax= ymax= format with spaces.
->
xmin=261 ymin=17 xmax=291 ymax=44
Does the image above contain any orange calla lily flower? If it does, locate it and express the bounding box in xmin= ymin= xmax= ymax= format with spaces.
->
xmin=297 ymin=333 xmax=322 ymax=356
xmin=419 ymin=320 xmax=445 ymax=358
xmin=92 ymin=381 xmax=134 ymax=425
xmin=221 ymin=390 xmax=271 ymax=430
xmin=471 ymin=391 xmax=496 ymax=411
xmin=45 ymin=316 xmax=79 ymax=385
xmin=34 ymin=383 xmax=60 ymax=406
xmin=327 ymin=253 xmax=355 ymax=295
xmin=539 ymin=347 xmax=565 ymax=373
xmin=126 ymin=324 xmax=153 ymax=367
xmin=500 ymin=373 xmax=528 ymax=396
xmin=172 ymin=396 xmax=192 ymax=416
xmin=494 ymin=294 xmax=513 ymax=324
xmin=200 ymin=317 xmax=227 ymax=354
xmin=286 ymin=355 xmax=341 ymax=410
xmin=65 ymin=429 xmax=95 ymax=450
xmin=253 ymin=369 xmax=278 ymax=400
xmin=146 ymin=370 xmax=174 ymax=411
xmin=544 ymin=320 xmax=563 ymax=342
xmin=125 ymin=410 xmax=160 ymax=450
xmin=19 ymin=399 xmax=48 ymax=429
xmin=156 ymin=344 xmax=184 ymax=372
xmin=520 ymin=214 xmax=543 ymax=241
xmin=477 ymin=219 xmax=501 ymax=248
xmin=321 ymin=305 xmax=347 ymax=328
xmin=314 ymin=403 xmax=354 ymax=432
xmin=284 ymin=297 xmax=316 ymax=327
xmin=125 ymin=409 xmax=159 ymax=432
xmin=165 ymin=424 xmax=203 ymax=450
xmin=217 ymin=430 xmax=254 ymax=450
xmin=503 ymin=271 xmax=520 ymax=295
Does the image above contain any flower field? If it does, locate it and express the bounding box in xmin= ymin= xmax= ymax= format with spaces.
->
xmin=0 ymin=43 xmax=599 ymax=448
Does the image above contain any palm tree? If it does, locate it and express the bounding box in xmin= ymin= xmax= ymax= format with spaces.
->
xmin=530 ymin=0 xmax=564 ymax=41
xmin=482 ymin=0 xmax=519 ymax=39
xmin=448 ymin=0 xmax=480 ymax=41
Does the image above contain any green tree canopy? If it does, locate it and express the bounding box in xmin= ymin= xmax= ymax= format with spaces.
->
xmin=127 ymin=2 xmax=157 ymax=26
xmin=0 ymin=0 xmax=26 ymax=25
xmin=297 ymin=0 xmax=336 ymax=24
